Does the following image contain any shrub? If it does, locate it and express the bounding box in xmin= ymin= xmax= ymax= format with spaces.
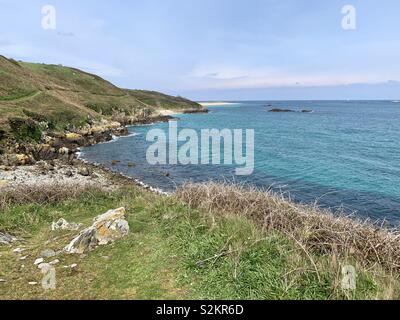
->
xmin=22 ymin=109 xmax=47 ymax=122
xmin=8 ymin=117 xmax=42 ymax=142
xmin=0 ymin=129 xmax=6 ymax=141
xmin=85 ymin=102 xmax=116 ymax=116
xmin=176 ymin=182 xmax=400 ymax=274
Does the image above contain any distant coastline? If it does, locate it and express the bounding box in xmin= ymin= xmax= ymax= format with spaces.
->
xmin=198 ymin=102 xmax=240 ymax=107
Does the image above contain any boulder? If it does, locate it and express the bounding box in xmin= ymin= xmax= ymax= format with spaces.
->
xmin=58 ymin=147 xmax=70 ymax=155
xmin=78 ymin=167 xmax=91 ymax=177
xmin=3 ymin=154 xmax=34 ymax=166
xmin=65 ymin=133 xmax=82 ymax=141
xmin=0 ymin=180 xmax=9 ymax=188
xmin=16 ymin=154 xmax=34 ymax=165
xmin=64 ymin=207 xmax=129 ymax=254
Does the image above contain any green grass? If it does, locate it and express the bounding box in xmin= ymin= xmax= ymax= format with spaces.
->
xmin=0 ymin=55 xmax=202 ymax=140
xmin=1 ymin=186 xmax=398 ymax=300
xmin=0 ymin=89 xmax=39 ymax=102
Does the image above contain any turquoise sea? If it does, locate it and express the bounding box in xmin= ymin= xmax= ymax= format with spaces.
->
xmin=81 ymin=101 xmax=400 ymax=223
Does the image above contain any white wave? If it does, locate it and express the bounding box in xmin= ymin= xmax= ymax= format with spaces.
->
xmin=110 ymin=132 xmax=140 ymax=143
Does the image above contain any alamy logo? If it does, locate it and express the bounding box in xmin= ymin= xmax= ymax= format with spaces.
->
xmin=146 ymin=121 xmax=255 ymax=176
xmin=41 ymin=5 xmax=57 ymax=30
xmin=40 ymin=264 xmax=56 ymax=290
xmin=341 ymin=265 xmax=356 ymax=291
xmin=341 ymin=5 xmax=356 ymax=30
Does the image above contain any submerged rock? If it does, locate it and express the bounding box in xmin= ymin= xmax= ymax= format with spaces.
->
xmin=64 ymin=207 xmax=129 ymax=254
xmin=268 ymin=108 xmax=295 ymax=113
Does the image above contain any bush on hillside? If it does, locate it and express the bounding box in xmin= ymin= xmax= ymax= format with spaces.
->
xmin=8 ymin=117 xmax=42 ymax=142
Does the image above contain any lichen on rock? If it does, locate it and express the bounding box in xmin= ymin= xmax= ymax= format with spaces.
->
xmin=64 ymin=207 xmax=129 ymax=254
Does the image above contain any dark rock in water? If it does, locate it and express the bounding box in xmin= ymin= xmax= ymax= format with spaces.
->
xmin=301 ymin=109 xmax=313 ymax=113
xmin=111 ymin=160 xmax=120 ymax=166
xmin=268 ymin=108 xmax=295 ymax=113
xmin=127 ymin=162 xmax=136 ymax=168
xmin=182 ymin=109 xmax=209 ymax=114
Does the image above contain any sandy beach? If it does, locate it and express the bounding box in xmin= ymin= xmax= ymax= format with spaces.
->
xmin=157 ymin=109 xmax=182 ymax=116
xmin=198 ymin=102 xmax=240 ymax=107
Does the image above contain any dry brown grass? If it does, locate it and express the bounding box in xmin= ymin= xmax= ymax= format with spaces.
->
xmin=0 ymin=182 xmax=106 ymax=211
xmin=176 ymin=182 xmax=400 ymax=274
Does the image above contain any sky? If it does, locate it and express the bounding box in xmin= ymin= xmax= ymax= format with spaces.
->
xmin=1 ymin=0 xmax=400 ymax=100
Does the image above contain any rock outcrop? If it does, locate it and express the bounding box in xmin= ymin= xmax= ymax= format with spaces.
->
xmin=64 ymin=207 xmax=129 ymax=254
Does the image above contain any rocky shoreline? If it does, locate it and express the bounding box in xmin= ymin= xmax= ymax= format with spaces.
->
xmin=0 ymin=114 xmax=175 ymax=166
xmin=0 ymin=114 xmax=177 ymax=195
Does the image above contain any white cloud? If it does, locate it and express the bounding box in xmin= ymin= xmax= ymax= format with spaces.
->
xmin=184 ymin=65 xmax=399 ymax=90
xmin=0 ymin=41 xmax=124 ymax=79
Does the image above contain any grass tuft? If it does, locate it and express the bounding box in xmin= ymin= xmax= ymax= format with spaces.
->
xmin=176 ymin=182 xmax=400 ymax=275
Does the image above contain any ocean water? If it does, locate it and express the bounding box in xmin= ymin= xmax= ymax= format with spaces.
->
xmin=81 ymin=101 xmax=400 ymax=223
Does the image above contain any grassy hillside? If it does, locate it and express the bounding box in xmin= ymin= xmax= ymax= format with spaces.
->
xmin=1 ymin=182 xmax=398 ymax=300
xmin=0 ymin=55 xmax=201 ymax=131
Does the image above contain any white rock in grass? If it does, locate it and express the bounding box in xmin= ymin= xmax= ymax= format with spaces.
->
xmin=49 ymin=259 xmax=60 ymax=265
xmin=51 ymin=218 xmax=82 ymax=231
xmin=64 ymin=207 xmax=129 ymax=254
xmin=40 ymin=249 xmax=56 ymax=258
xmin=34 ymin=258 xmax=44 ymax=265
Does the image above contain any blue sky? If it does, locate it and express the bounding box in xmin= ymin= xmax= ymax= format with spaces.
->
xmin=1 ymin=0 xmax=400 ymax=100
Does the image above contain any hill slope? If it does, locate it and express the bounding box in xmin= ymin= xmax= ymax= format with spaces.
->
xmin=0 ymin=55 xmax=201 ymax=130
